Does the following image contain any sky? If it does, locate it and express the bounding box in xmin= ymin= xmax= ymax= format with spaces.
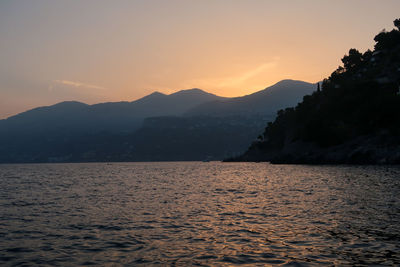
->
xmin=1 ymin=0 xmax=400 ymax=119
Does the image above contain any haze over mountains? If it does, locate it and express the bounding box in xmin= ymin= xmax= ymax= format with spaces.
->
xmin=0 ymin=79 xmax=315 ymax=163
xmin=0 ymin=88 xmax=226 ymax=135
xmin=185 ymin=80 xmax=315 ymax=117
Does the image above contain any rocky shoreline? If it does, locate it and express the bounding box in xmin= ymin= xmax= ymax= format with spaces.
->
xmin=227 ymin=132 xmax=400 ymax=164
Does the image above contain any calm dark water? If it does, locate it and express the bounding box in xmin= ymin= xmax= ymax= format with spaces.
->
xmin=0 ymin=162 xmax=400 ymax=266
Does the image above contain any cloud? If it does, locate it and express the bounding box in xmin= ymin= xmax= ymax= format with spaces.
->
xmin=54 ymin=80 xmax=107 ymax=90
xmin=216 ymin=61 xmax=278 ymax=88
xmin=184 ymin=59 xmax=279 ymax=91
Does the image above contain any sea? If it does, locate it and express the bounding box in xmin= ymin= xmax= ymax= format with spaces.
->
xmin=0 ymin=162 xmax=399 ymax=266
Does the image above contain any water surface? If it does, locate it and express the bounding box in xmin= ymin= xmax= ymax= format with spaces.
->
xmin=0 ymin=162 xmax=399 ymax=266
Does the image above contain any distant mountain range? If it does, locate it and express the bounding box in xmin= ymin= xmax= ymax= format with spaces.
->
xmin=185 ymin=80 xmax=315 ymax=116
xmin=0 ymin=88 xmax=226 ymax=135
xmin=0 ymin=79 xmax=316 ymax=163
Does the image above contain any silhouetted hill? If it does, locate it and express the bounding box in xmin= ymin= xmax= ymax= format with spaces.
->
xmin=0 ymin=88 xmax=225 ymax=135
xmin=124 ymin=88 xmax=227 ymax=117
xmin=0 ymin=116 xmax=268 ymax=163
xmin=185 ymin=80 xmax=315 ymax=117
xmin=232 ymin=19 xmax=400 ymax=164
xmin=0 ymin=81 xmax=316 ymax=163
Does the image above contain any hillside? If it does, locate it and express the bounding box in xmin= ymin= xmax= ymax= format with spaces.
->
xmin=0 ymin=88 xmax=225 ymax=135
xmin=0 ymin=81 xmax=315 ymax=163
xmin=185 ymin=80 xmax=315 ymax=117
xmin=232 ymin=19 xmax=400 ymax=164
xmin=0 ymin=116 xmax=266 ymax=163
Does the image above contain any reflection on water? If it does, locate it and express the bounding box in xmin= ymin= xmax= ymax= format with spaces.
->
xmin=0 ymin=162 xmax=399 ymax=266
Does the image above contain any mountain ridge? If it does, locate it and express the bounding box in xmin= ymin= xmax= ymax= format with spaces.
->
xmin=0 ymin=80 xmax=317 ymax=163
xmin=185 ymin=79 xmax=315 ymax=117
xmin=1 ymin=81 xmax=314 ymax=123
xmin=0 ymin=88 xmax=226 ymax=134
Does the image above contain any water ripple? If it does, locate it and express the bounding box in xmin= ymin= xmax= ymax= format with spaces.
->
xmin=0 ymin=162 xmax=399 ymax=265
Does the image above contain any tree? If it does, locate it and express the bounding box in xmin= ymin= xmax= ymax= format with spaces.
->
xmin=394 ymin=18 xmax=400 ymax=30
xmin=341 ymin=48 xmax=362 ymax=71
xmin=374 ymin=19 xmax=400 ymax=50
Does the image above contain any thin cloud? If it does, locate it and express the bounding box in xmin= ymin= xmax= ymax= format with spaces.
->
xmin=54 ymin=80 xmax=107 ymax=90
xmin=216 ymin=61 xmax=278 ymax=88
xmin=184 ymin=59 xmax=279 ymax=91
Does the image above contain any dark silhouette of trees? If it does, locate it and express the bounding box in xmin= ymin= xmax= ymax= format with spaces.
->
xmin=342 ymin=48 xmax=363 ymax=71
xmin=252 ymin=18 xmax=400 ymax=152
xmin=374 ymin=20 xmax=400 ymax=51
xmin=394 ymin=19 xmax=400 ymax=30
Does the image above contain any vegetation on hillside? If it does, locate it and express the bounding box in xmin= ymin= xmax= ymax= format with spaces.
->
xmin=241 ymin=19 xmax=400 ymax=163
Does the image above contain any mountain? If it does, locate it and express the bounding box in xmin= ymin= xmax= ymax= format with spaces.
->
xmin=231 ymin=19 xmax=400 ymax=164
xmin=185 ymin=80 xmax=315 ymax=117
xmin=90 ymin=88 xmax=227 ymax=118
xmin=0 ymin=80 xmax=316 ymax=163
xmin=0 ymin=116 xmax=266 ymax=163
xmin=0 ymin=88 xmax=225 ymax=135
xmin=0 ymin=82 xmax=314 ymax=136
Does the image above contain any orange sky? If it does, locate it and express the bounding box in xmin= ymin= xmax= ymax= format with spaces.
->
xmin=1 ymin=1 xmax=400 ymax=118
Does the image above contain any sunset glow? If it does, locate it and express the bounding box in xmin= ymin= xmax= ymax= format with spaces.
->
xmin=1 ymin=0 xmax=399 ymax=118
